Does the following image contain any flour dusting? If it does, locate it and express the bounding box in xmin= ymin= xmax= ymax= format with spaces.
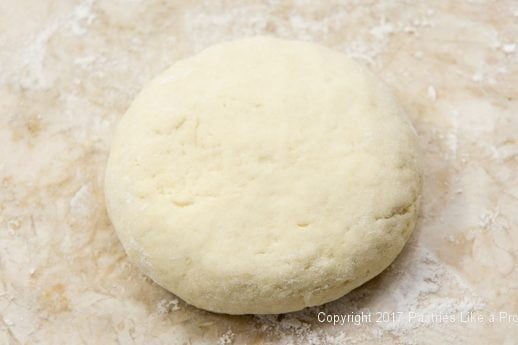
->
xmin=1 ymin=0 xmax=516 ymax=344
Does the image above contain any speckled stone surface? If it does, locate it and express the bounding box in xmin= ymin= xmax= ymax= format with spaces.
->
xmin=0 ymin=1 xmax=517 ymax=344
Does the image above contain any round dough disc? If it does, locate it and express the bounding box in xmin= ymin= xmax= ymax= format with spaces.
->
xmin=105 ymin=37 xmax=421 ymax=315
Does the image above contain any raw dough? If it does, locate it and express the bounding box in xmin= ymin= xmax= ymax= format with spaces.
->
xmin=104 ymin=37 xmax=422 ymax=314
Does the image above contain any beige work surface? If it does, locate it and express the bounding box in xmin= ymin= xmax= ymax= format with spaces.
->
xmin=1 ymin=1 xmax=517 ymax=344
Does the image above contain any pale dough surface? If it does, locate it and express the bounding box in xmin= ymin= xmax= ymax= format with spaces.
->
xmin=104 ymin=37 xmax=421 ymax=314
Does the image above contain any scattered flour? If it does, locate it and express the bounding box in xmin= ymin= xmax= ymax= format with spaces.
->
xmin=218 ymin=329 xmax=235 ymax=345
xmin=427 ymin=85 xmax=437 ymax=101
xmin=3 ymin=0 xmax=515 ymax=344
xmin=156 ymin=298 xmax=180 ymax=314
xmin=501 ymin=43 xmax=516 ymax=54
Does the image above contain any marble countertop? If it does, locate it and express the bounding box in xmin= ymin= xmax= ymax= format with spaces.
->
xmin=1 ymin=0 xmax=517 ymax=344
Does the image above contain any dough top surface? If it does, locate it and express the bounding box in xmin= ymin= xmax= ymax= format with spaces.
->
xmin=104 ymin=37 xmax=421 ymax=314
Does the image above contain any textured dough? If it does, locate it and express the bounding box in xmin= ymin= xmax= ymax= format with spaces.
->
xmin=104 ymin=37 xmax=422 ymax=315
